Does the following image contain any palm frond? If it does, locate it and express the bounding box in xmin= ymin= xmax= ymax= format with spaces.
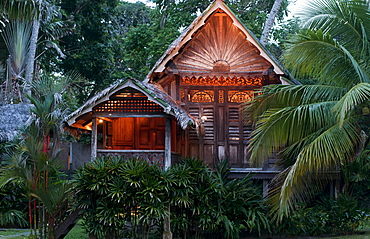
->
xmin=0 ymin=0 xmax=38 ymax=21
xmin=277 ymin=118 xmax=362 ymax=218
xmin=299 ymin=0 xmax=370 ymax=53
xmin=283 ymin=29 xmax=368 ymax=87
xmin=1 ymin=20 xmax=32 ymax=79
xmin=333 ymin=83 xmax=370 ymax=125
xmin=248 ymin=101 xmax=338 ymax=165
xmin=244 ymin=84 xmax=346 ymax=121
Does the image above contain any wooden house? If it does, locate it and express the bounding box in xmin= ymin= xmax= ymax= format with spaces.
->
xmin=66 ymin=0 xmax=295 ymax=177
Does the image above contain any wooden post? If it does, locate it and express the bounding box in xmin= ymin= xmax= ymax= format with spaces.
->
xmin=91 ymin=117 xmax=97 ymax=160
xmin=163 ymin=204 xmax=172 ymax=239
xmin=163 ymin=117 xmax=172 ymax=239
xmin=164 ymin=117 xmax=171 ymax=170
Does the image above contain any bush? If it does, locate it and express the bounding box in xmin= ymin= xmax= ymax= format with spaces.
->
xmin=169 ymin=158 xmax=270 ymax=239
xmin=276 ymin=195 xmax=370 ymax=237
xmin=0 ymin=182 xmax=28 ymax=227
xmin=73 ymin=156 xmax=269 ymax=239
xmin=73 ymin=156 xmax=166 ymax=239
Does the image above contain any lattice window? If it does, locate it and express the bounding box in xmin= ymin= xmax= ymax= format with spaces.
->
xmin=228 ymin=91 xmax=254 ymax=103
xmin=94 ymin=98 xmax=164 ymax=113
xmin=188 ymin=90 xmax=214 ymax=103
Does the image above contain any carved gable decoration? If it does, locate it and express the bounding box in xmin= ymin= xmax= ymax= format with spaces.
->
xmin=173 ymin=10 xmax=271 ymax=75
xmin=147 ymin=0 xmax=295 ymax=85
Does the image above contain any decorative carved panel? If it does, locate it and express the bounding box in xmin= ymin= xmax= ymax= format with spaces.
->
xmin=218 ymin=90 xmax=224 ymax=103
xmin=181 ymin=90 xmax=185 ymax=102
xmin=96 ymin=151 xmax=165 ymax=167
xmin=181 ymin=76 xmax=262 ymax=86
xmin=188 ymin=90 xmax=214 ymax=103
xmin=228 ymin=91 xmax=254 ymax=103
xmin=173 ymin=11 xmax=271 ymax=74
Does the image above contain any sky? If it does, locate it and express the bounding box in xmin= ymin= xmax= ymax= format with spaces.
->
xmin=123 ymin=0 xmax=310 ymax=13
xmin=122 ymin=0 xmax=311 ymax=18
xmin=288 ymin=0 xmax=310 ymax=16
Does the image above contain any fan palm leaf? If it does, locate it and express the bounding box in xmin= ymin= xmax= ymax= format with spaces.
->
xmin=1 ymin=20 xmax=32 ymax=80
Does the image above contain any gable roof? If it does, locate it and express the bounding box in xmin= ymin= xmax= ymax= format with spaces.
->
xmin=66 ymin=78 xmax=197 ymax=130
xmin=0 ymin=103 xmax=32 ymax=141
xmin=147 ymin=0 xmax=297 ymax=85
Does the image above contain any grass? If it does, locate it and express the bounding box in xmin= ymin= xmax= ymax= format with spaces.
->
xmin=64 ymin=220 xmax=88 ymax=239
xmin=0 ymin=223 xmax=370 ymax=239
xmin=0 ymin=228 xmax=30 ymax=238
xmin=0 ymin=221 xmax=87 ymax=239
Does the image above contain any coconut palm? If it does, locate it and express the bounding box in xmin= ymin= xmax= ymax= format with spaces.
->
xmin=245 ymin=0 xmax=370 ymax=220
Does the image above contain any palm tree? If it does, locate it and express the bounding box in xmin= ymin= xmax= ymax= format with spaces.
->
xmin=0 ymin=73 xmax=79 ymax=238
xmin=245 ymin=0 xmax=370 ymax=220
xmin=0 ymin=0 xmax=70 ymax=103
xmin=260 ymin=0 xmax=284 ymax=46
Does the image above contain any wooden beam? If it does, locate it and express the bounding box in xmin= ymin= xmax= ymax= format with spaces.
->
xmin=91 ymin=117 xmax=97 ymax=160
xmin=164 ymin=117 xmax=171 ymax=170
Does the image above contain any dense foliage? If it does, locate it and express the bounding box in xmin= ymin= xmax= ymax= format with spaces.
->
xmin=245 ymin=0 xmax=370 ymax=220
xmin=0 ymin=74 xmax=77 ymax=238
xmin=73 ymin=157 xmax=269 ymax=239
xmin=277 ymin=195 xmax=370 ymax=236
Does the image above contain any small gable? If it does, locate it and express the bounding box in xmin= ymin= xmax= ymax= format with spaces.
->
xmin=66 ymin=79 xmax=196 ymax=131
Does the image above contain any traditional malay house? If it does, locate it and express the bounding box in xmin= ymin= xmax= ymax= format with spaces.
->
xmin=66 ymin=0 xmax=295 ymax=177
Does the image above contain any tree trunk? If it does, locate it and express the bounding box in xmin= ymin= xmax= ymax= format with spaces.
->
xmin=260 ymin=0 xmax=283 ymax=46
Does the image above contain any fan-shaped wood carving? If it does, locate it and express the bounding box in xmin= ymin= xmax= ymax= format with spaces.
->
xmin=173 ymin=10 xmax=271 ymax=74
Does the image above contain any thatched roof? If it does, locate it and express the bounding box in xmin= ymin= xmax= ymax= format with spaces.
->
xmin=0 ymin=103 xmax=32 ymax=141
xmin=147 ymin=0 xmax=299 ymax=85
xmin=66 ymin=78 xmax=197 ymax=130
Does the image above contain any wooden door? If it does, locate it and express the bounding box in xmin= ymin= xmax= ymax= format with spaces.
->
xmin=112 ymin=118 xmax=135 ymax=149
xmin=187 ymin=105 xmax=215 ymax=165
xmin=136 ymin=117 xmax=165 ymax=150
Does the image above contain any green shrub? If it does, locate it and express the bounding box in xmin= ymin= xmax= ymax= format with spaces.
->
xmin=73 ymin=156 xmax=167 ymax=239
xmin=73 ymin=156 xmax=269 ymax=239
xmin=169 ymin=158 xmax=270 ymax=239
xmin=276 ymin=195 xmax=370 ymax=237
xmin=0 ymin=182 xmax=28 ymax=227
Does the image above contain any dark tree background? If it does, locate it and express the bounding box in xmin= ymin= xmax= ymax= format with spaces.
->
xmin=0 ymin=0 xmax=294 ymax=104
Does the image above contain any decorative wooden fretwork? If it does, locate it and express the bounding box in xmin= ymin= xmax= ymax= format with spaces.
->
xmin=218 ymin=90 xmax=225 ymax=103
xmin=96 ymin=150 xmax=164 ymax=167
xmin=188 ymin=90 xmax=214 ymax=103
xmin=181 ymin=90 xmax=185 ymax=102
xmin=173 ymin=11 xmax=272 ymax=74
xmin=228 ymin=91 xmax=254 ymax=103
xmin=94 ymin=98 xmax=164 ymax=113
xmin=181 ymin=76 xmax=262 ymax=86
